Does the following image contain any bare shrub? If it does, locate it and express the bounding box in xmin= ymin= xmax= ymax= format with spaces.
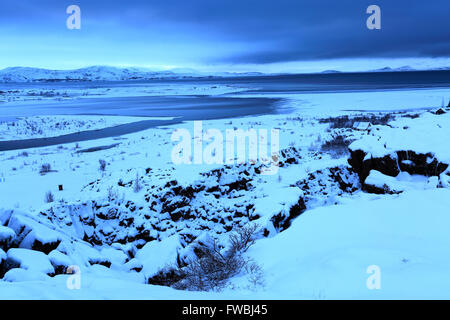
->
xmin=99 ymin=159 xmax=107 ymax=171
xmin=229 ymin=223 xmax=258 ymax=253
xmin=172 ymin=224 xmax=261 ymax=292
xmin=39 ymin=163 xmax=52 ymax=175
xmin=107 ymin=186 xmax=118 ymax=202
xmin=133 ymin=172 xmax=142 ymax=193
xmin=320 ymin=134 xmax=351 ymax=158
xmin=45 ymin=191 xmax=54 ymax=203
xmin=319 ymin=113 xmax=394 ymax=129
xmin=401 ymin=113 xmax=420 ymax=119
xmin=245 ymin=260 xmax=265 ymax=289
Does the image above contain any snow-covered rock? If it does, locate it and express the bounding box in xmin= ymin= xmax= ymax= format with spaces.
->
xmin=0 ymin=249 xmax=5 ymax=265
xmin=3 ymin=268 xmax=50 ymax=282
xmin=20 ymin=228 xmax=62 ymax=254
xmin=7 ymin=212 xmax=62 ymax=254
xmin=0 ymin=226 xmax=16 ymax=250
xmin=349 ymin=112 xmax=450 ymax=183
xmin=48 ymin=250 xmax=73 ymax=274
xmin=348 ymin=112 xmax=450 ymax=195
xmin=99 ymin=247 xmax=128 ymax=268
xmin=364 ymin=170 xmax=404 ymax=194
xmin=136 ymin=235 xmax=181 ymax=280
xmin=0 ymin=209 xmax=13 ymax=226
xmin=123 ymin=258 xmax=143 ymax=273
xmin=4 ymin=248 xmax=54 ymax=275
xmin=364 ymin=170 xmax=441 ymax=194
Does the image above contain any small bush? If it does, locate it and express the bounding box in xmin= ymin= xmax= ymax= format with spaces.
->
xmin=45 ymin=191 xmax=54 ymax=203
xmin=99 ymin=159 xmax=107 ymax=171
xmin=319 ymin=114 xmax=394 ymax=129
xmin=133 ymin=173 xmax=142 ymax=193
xmin=171 ymin=224 xmax=261 ymax=292
xmin=320 ymin=134 xmax=351 ymax=158
xmin=229 ymin=223 xmax=258 ymax=253
xmin=39 ymin=163 xmax=52 ymax=175
xmin=107 ymin=186 xmax=118 ymax=202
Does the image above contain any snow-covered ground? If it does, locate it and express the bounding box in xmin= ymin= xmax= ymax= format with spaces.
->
xmin=0 ymin=83 xmax=251 ymax=104
xmin=0 ymin=84 xmax=449 ymax=299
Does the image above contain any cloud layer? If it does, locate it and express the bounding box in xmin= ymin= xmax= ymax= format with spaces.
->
xmin=0 ymin=0 xmax=449 ymax=68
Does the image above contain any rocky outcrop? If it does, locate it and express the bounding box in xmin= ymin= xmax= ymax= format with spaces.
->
xmin=270 ymin=197 xmax=306 ymax=232
xmin=349 ymin=149 xmax=448 ymax=183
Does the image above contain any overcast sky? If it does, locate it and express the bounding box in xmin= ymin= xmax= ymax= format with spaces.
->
xmin=0 ymin=0 xmax=449 ymax=71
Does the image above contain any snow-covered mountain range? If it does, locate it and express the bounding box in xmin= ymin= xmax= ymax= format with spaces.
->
xmin=1 ymin=65 xmax=448 ymax=83
xmin=0 ymin=66 xmax=263 ymax=83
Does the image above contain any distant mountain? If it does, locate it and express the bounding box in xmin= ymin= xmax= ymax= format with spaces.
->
xmin=320 ymin=70 xmax=342 ymax=74
xmin=0 ymin=66 xmax=264 ymax=83
xmin=1 ymin=65 xmax=447 ymax=83
xmin=367 ymin=65 xmax=450 ymax=73
xmin=433 ymin=66 xmax=450 ymax=71
xmin=369 ymin=66 xmax=417 ymax=72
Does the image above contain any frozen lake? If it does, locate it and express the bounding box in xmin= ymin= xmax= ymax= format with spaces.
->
xmin=0 ymin=70 xmax=448 ymax=151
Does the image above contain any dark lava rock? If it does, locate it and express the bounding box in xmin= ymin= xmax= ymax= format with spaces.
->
xmin=349 ymin=149 xmax=448 ymax=183
xmin=31 ymin=239 xmax=61 ymax=255
xmin=271 ymin=197 xmax=306 ymax=232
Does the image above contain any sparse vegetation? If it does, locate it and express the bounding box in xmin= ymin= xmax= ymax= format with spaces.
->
xmin=99 ymin=159 xmax=107 ymax=171
xmin=320 ymin=134 xmax=352 ymax=158
xmin=401 ymin=113 xmax=420 ymax=119
xmin=319 ymin=113 xmax=394 ymax=129
xmin=39 ymin=163 xmax=52 ymax=175
xmin=45 ymin=191 xmax=54 ymax=203
xmin=165 ymin=224 xmax=262 ymax=291
xmin=107 ymin=186 xmax=118 ymax=202
xmin=133 ymin=172 xmax=143 ymax=193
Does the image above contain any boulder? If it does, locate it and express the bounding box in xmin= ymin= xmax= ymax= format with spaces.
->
xmin=2 ymin=268 xmax=50 ymax=282
xmin=0 ymin=209 xmax=13 ymax=226
xmin=135 ymin=235 xmax=181 ymax=280
xmin=349 ymin=148 xmax=448 ymax=183
xmin=270 ymin=197 xmax=306 ymax=232
xmin=48 ymin=250 xmax=73 ymax=275
xmin=7 ymin=212 xmax=62 ymax=254
xmin=0 ymin=226 xmax=16 ymax=251
xmin=0 ymin=249 xmax=5 ymax=278
xmin=99 ymin=247 xmax=128 ymax=268
xmin=363 ymin=170 xmax=404 ymax=195
xmin=4 ymin=248 xmax=54 ymax=276
xmin=348 ymin=149 xmax=400 ymax=182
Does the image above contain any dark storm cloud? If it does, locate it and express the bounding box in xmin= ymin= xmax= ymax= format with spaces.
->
xmin=1 ymin=0 xmax=449 ymax=63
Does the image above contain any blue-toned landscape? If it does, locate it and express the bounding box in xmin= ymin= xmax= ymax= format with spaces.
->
xmin=0 ymin=0 xmax=449 ymax=300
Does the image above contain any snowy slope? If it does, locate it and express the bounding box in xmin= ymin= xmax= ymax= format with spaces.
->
xmin=248 ymin=188 xmax=450 ymax=299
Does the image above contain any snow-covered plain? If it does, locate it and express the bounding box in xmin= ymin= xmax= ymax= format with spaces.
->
xmin=0 ymin=83 xmax=449 ymax=299
xmin=0 ymin=82 xmax=250 ymax=104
